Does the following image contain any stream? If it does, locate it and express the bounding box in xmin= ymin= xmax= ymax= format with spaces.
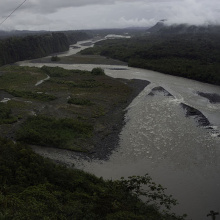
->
xmin=18 ymin=38 xmax=220 ymax=220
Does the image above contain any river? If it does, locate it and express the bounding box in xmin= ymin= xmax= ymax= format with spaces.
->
xmin=18 ymin=38 xmax=220 ymax=220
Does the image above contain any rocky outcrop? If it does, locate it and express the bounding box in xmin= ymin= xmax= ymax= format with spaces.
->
xmin=197 ymin=92 xmax=220 ymax=104
xmin=148 ymin=86 xmax=174 ymax=97
xmin=180 ymin=103 xmax=210 ymax=127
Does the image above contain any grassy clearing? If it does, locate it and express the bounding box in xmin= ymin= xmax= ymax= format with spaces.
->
xmin=16 ymin=115 xmax=93 ymax=151
xmin=42 ymin=65 xmax=90 ymax=77
xmin=6 ymin=99 xmax=29 ymax=109
xmin=0 ymin=66 xmax=47 ymax=90
xmin=33 ymin=54 xmax=127 ymax=65
xmin=49 ymin=78 xmax=102 ymax=88
xmin=6 ymin=89 xmax=57 ymax=101
xmin=68 ymin=97 xmax=92 ymax=106
xmin=0 ymin=65 xmax=132 ymax=152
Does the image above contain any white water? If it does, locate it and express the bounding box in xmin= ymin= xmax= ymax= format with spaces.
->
xmin=18 ymin=40 xmax=220 ymax=220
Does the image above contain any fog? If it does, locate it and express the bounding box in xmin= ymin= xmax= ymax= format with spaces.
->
xmin=0 ymin=0 xmax=219 ymax=31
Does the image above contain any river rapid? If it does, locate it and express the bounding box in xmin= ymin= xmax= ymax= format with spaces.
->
xmin=18 ymin=39 xmax=220 ymax=220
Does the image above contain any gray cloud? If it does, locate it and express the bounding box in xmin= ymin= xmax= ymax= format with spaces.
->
xmin=0 ymin=0 xmax=219 ymax=31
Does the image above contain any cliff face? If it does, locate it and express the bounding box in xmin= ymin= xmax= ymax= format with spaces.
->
xmin=0 ymin=31 xmax=89 ymax=66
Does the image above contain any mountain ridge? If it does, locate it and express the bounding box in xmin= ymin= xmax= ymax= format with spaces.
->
xmin=147 ymin=21 xmax=220 ymax=35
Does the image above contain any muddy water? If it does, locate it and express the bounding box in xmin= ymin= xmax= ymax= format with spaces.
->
xmin=18 ymin=40 xmax=220 ymax=220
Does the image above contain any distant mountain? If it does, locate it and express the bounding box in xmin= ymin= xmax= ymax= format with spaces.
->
xmin=124 ymin=26 xmax=150 ymax=30
xmin=86 ymin=26 xmax=150 ymax=36
xmin=147 ymin=21 xmax=166 ymax=33
xmin=148 ymin=21 xmax=220 ymax=35
xmin=0 ymin=30 xmax=90 ymax=40
xmin=0 ymin=30 xmax=47 ymax=39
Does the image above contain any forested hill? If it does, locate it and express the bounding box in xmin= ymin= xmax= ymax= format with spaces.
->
xmin=81 ymin=27 xmax=220 ymax=85
xmin=0 ymin=31 xmax=89 ymax=66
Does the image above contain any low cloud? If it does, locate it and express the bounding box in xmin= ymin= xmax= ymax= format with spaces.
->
xmin=113 ymin=17 xmax=156 ymax=28
xmin=0 ymin=0 xmax=219 ymax=31
xmin=165 ymin=0 xmax=220 ymax=25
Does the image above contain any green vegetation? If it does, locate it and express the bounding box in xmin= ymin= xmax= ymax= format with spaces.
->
xmin=6 ymin=89 xmax=57 ymax=101
xmin=0 ymin=65 xmax=47 ymax=90
xmin=82 ymin=32 xmax=220 ymax=85
xmin=0 ymin=33 xmax=68 ymax=66
xmin=41 ymin=65 xmax=90 ymax=77
xmin=16 ymin=115 xmax=93 ymax=151
xmin=0 ymin=65 xmax=134 ymax=152
xmin=42 ymin=54 xmax=126 ymax=65
xmin=81 ymin=47 xmax=98 ymax=55
xmin=0 ymin=138 xmax=185 ymax=219
xmin=0 ymin=103 xmax=17 ymax=124
xmin=91 ymin=67 xmax=105 ymax=75
xmin=0 ymin=31 xmax=89 ymax=66
xmin=49 ymin=78 xmax=102 ymax=88
xmin=51 ymin=55 xmax=61 ymax=62
xmin=68 ymin=97 xmax=92 ymax=106
xmin=118 ymin=174 xmax=184 ymax=213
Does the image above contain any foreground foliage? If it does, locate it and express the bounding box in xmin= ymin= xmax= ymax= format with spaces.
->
xmin=0 ymin=138 xmax=185 ymax=220
xmin=6 ymin=89 xmax=57 ymax=101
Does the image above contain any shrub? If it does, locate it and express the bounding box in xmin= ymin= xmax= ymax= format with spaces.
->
xmin=51 ymin=56 xmax=60 ymax=62
xmin=91 ymin=67 xmax=105 ymax=75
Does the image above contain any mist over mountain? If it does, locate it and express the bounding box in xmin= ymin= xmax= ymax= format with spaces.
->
xmin=147 ymin=21 xmax=220 ymax=35
xmin=0 ymin=30 xmax=48 ymax=39
xmin=1 ymin=20 xmax=219 ymax=41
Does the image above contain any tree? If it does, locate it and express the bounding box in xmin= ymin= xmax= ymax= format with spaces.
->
xmin=91 ymin=67 xmax=105 ymax=75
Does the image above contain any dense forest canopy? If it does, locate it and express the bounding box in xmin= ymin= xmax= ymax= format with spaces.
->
xmin=0 ymin=30 xmax=48 ymax=39
xmin=0 ymin=138 xmax=185 ymax=219
xmin=0 ymin=31 xmax=89 ymax=66
xmin=81 ymin=29 xmax=220 ymax=85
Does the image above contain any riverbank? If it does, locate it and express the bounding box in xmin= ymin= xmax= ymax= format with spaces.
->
xmin=0 ymin=64 xmax=150 ymax=164
xmin=16 ymin=52 xmax=149 ymax=161
xmin=80 ymin=35 xmax=220 ymax=86
xmin=15 ymin=53 xmax=220 ymax=164
xmin=31 ymin=54 xmax=127 ymax=66
xmin=32 ymin=78 xmax=150 ymax=164
xmin=89 ymin=78 xmax=150 ymax=160
xmin=14 ymin=40 xmax=220 ymax=220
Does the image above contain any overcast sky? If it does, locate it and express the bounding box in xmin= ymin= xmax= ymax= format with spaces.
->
xmin=0 ymin=0 xmax=219 ymax=31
